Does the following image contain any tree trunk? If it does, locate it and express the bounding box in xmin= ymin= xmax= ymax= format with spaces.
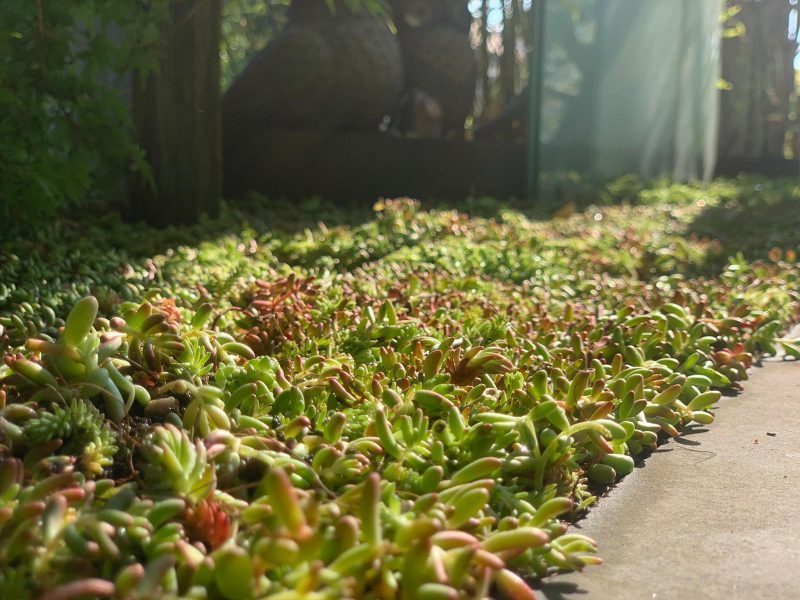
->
xmin=477 ymin=0 xmax=491 ymax=122
xmin=719 ymin=0 xmax=795 ymax=161
xmin=501 ymin=0 xmax=516 ymax=104
xmin=130 ymin=0 xmax=222 ymax=226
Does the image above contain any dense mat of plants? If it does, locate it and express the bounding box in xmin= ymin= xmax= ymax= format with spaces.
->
xmin=1 ymin=179 xmax=799 ymax=599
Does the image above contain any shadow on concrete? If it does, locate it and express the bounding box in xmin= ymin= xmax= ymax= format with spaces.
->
xmin=535 ymin=579 xmax=590 ymax=599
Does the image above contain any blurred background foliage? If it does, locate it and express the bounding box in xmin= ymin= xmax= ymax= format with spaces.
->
xmin=0 ymin=0 xmax=387 ymax=233
xmin=2 ymin=0 xmax=800 ymax=234
xmin=0 ymin=0 xmax=170 ymax=230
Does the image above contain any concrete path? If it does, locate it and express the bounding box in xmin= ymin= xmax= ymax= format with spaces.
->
xmin=538 ymin=352 xmax=800 ymax=600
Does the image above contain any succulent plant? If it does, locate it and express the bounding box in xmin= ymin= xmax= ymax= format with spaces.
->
xmin=142 ymin=424 xmax=216 ymax=503
xmin=1 ymin=181 xmax=799 ymax=598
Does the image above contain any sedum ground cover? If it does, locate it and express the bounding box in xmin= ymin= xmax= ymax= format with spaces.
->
xmin=1 ymin=178 xmax=799 ymax=599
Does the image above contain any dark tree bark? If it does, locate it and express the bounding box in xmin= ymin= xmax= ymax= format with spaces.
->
xmin=477 ymin=0 xmax=491 ymax=121
xmin=719 ymin=0 xmax=796 ymax=161
xmin=130 ymin=0 xmax=222 ymax=226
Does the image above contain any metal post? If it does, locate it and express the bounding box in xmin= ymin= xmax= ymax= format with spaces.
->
xmin=526 ymin=0 xmax=547 ymax=200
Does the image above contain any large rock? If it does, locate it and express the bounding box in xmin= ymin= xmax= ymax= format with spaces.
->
xmin=391 ymin=0 xmax=477 ymax=134
xmin=223 ymin=0 xmax=403 ymax=138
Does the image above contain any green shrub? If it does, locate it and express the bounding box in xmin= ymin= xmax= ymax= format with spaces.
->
xmin=0 ymin=1 xmax=167 ymax=233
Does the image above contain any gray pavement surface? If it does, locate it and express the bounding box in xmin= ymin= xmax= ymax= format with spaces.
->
xmin=538 ymin=349 xmax=800 ymax=600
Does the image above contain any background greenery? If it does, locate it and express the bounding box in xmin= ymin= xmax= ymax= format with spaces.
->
xmin=0 ymin=0 xmax=172 ymax=231
xmin=1 ymin=1 xmax=797 ymax=234
xmin=0 ymin=0 xmax=388 ymax=234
